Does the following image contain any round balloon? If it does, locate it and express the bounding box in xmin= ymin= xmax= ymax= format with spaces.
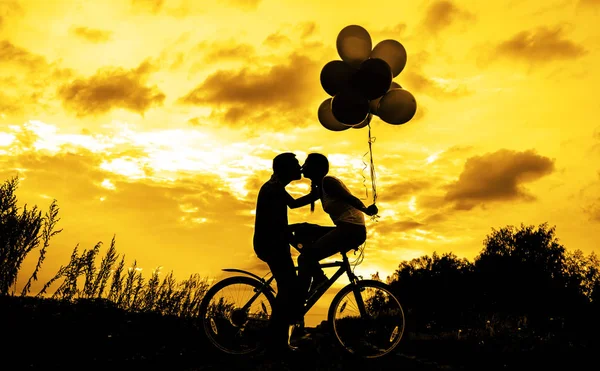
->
xmin=352 ymin=113 xmax=372 ymax=129
xmin=369 ymin=81 xmax=401 ymax=115
xmin=370 ymin=39 xmax=407 ymax=77
xmin=353 ymin=58 xmax=392 ymax=100
xmin=318 ymin=98 xmax=350 ymax=131
xmin=336 ymin=25 xmax=372 ymax=68
xmin=331 ymin=88 xmax=370 ymax=126
xmin=320 ymin=60 xmax=357 ymax=96
xmin=377 ymin=88 xmax=417 ymax=125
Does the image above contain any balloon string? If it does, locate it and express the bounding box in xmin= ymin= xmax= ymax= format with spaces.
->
xmin=367 ymin=122 xmax=379 ymax=222
xmin=361 ymin=149 xmax=369 ymax=200
xmin=367 ymin=123 xmax=377 ymax=204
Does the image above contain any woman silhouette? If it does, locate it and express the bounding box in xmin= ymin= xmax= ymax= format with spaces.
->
xmin=297 ymin=153 xmax=378 ymax=297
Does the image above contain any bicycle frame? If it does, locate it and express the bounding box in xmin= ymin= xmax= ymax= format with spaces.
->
xmin=303 ymin=253 xmax=359 ymax=314
xmin=221 ymin=251 xmax=368 ymax=318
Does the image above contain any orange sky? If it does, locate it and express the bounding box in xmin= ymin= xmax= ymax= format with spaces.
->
xmin=2 ymin=0 xmax=599 ymax=325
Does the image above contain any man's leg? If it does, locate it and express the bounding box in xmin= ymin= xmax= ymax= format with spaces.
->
xmin=266 ymin=252 xmax=298 ymax=350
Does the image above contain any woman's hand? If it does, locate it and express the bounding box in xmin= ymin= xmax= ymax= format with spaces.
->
xmin=364 ymin=204 xmax=378 ymax=216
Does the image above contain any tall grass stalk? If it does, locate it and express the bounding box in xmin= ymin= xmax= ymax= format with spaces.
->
xmin=36 ymin=237 xmax=209 ymax=318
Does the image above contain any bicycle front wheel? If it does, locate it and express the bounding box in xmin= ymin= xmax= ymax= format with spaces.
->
xmin=328 ymin=279 xmax=405 ymax=359
xmin=199 ymin=276 xmax=275 ymax=355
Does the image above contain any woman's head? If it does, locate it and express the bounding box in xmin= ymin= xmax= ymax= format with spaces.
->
xmin=302 ymin=153 xmax=329 ymax=180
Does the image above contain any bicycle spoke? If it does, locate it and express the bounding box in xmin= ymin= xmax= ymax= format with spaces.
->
xmin=210 ymin=318 xmax=218 ymax=335
xmin=329 ymin=280 xmax=405 ymax=358
xmin=200 ymin=276 xmax=274 ymax=355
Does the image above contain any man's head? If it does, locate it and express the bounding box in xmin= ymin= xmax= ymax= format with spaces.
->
xmin=273 ymin=152 xmax=302 ymax=183
xmin=301 ymin=153 xmax=329 ymax=181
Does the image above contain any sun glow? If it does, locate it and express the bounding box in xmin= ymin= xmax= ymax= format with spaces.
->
xmin=426 ymin=151 xmax=444 ymax=164
xmin=408 ymin=196 xmax=417 ymax=212
xmin=180 ymin=204 xmax=199 ymax=213
xmin=1 ymin=120 xmax=296 ymax=201
xmin=0 ymin=133 xmax=15 ymax=147
xmin=100 ymin=179 xmax=116 ymax=190
xmin=100 ymin=158 xmax=146 ymax=178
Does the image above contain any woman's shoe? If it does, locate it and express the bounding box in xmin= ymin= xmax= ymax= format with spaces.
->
xmin=309 ymin=273 xmax=328 ymax=293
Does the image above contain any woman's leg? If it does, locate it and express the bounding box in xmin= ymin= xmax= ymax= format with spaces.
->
xmin=297 ymin=224 xmax=366 ymax=297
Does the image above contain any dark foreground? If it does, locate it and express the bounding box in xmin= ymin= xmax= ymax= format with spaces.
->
xmin=1 ymin=296 xmax=595 ymax=371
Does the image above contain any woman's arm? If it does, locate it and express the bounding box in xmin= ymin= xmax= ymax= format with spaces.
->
xmin=323 ymin=176 xmax=363 ymax=209
xmin=322 ymin=176 xmax=376 ymax=214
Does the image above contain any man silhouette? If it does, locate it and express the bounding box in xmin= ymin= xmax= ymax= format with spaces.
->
xmin=253 ymin=152 xmax=317 ymax=354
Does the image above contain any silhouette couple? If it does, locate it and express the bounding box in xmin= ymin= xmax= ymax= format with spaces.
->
xmin=253 ymin=152 xmax=378 ymax=354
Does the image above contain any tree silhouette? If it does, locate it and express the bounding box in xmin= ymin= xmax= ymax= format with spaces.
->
xmin=387 ymin=222 xmax=600 ymax=339
xmin=471 ymin=222 xmax=600 ymax=338
xmin=387 ymin=252 xmax=474 ymax=332
xmin=473 ymin=223 xmax=566 ymax=320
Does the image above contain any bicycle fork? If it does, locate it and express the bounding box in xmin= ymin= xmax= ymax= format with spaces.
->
xmin=346 ymin=265 xmax=369 ymax=319
xmin=352 ymin=284 xmax=369 ymax=318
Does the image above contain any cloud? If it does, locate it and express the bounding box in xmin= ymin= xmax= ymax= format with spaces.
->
xmin=70 ymin=26 xmax=113 ymax=43
xmin=262 ymin=22 xmax=321 ymax=50
xmin=178 ymin=53 xmax=320 ymax=126
xmin=445 ymin=149 xmax=555 ymax=210
xmin=295 ymin=22 xmax=318 ymax=39
xmin=421 ymin=0 xmax=474 ymax=35
xmin=584 ymin=199 xmax=600 ymax=222
xmin=58 ymin=60 xmax=166 ymax=117
xmin=0 ymin=41 xmax=74 ymax=117
xmin=372 ymin=23 xmax=408 ymax=40
xmin=0 ymin=91 xmax=22 ymax=114
xmin=579 ymin=0 xmax=600 ymax=6
xmin=384 ymin=180 xmax=433 ymax=201
xmin=403 ymin=70 xmax=471 ymax=98
xmin=220 ymin=0 xmax=263 ymax=11
xmin=0 ymin=40 xmax=47 ymax=72
xmin=495 ymin=26 xmax=586 ymax=63
xmin=197 ymin=40 xmax=256 ymax=63
xmin=398 ymin=51 xmax=471 ymax=98
xmin=130 ymin=0 xmax=165 ymax=14
xmin=263 ymin=32 xmax=292 ymax=48
xmin=373 ymin=219 xmax=424 ymax=235
xmin=583 ymin=132 xmax=600 ymax=222
xmin=129 ymin=0 xmax=208 ymax=17
xmin=0 ymin=1 xmax=23 ymax=31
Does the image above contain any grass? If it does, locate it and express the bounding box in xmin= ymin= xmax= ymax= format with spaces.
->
xmin=1 ymin=294 xmax=596 ymax=371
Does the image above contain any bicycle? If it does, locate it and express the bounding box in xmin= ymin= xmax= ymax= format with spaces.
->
xmin=198 ymin=223 xmax=406 ymax=359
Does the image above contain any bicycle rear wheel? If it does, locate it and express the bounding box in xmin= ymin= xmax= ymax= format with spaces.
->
xmin=328 ymin=279 xmax=405 ymax=358
xmin=199 ymin=276 xmax=275 ymax=355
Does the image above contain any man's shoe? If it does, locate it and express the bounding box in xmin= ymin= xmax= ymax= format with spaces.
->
xmin=288 ymin=345 xmax=299 ymax=352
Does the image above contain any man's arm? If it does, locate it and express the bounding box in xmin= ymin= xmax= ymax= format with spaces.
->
xmin=285 ymin=188 xmax=320 ymax=209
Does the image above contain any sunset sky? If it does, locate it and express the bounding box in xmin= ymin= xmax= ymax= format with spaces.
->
xmin=2 ymin=0 xmax=599 ymax=325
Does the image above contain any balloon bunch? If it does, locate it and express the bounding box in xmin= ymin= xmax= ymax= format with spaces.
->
xmin=318 ymin=25 xmax=417 ymax=131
